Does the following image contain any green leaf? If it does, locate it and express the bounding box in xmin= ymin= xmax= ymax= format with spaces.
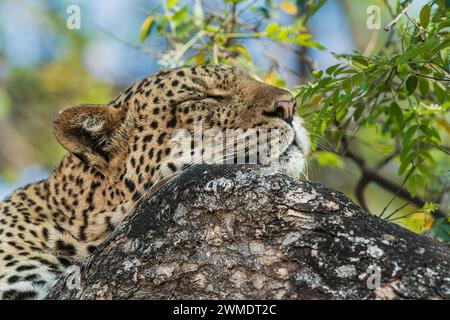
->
xmin=278 ymin=28 xmax=290 ymax=41
xmin=399 ymin=152 xmax=417 ymax=175
xmin=343 ymin=78 xmax=352 ymax=94
xmin=140 ymin=16 xmax=155 ymax=43
xmin=351 ymin=73 xmax=364 ymax=87
xmin=390 ymin=101 xmax=404 ymax=127
xmin=331 ymin=88 xmax=340 ymax=107
xmin=325 ymin=64 xmax=340 ymax=75
xmin=419 ymin=4 xmax=430 ymax=29
xmin=295 ymin=34 xmax=323 ymax=49
xmin=351 ymin=56 xmax=369 ymax=67
xmin=172 ymin=6 xmax=188 ymax=24
xmin=418 ymin=78 xmax=429 ymax=96
xmin=437 ymin=0 xmax=446 ymax=9
xmin=430 ymin=218 xmax=450 ymax=243
xmin=433 ymin=83 xmax=447 ymax=104
xmin=312 ymin=70 xmax=323 ymax=78
xmin=397 ymin=64 xmax=410 ymax=76
xmin=437 ymin=19 xmax=450 ymax=32
xmin=336 ymin=106 xmax=348 ymax=121
xmin=402 ymin=125 xmax=418 ymax=148
xmin=353 ymin=102 xmax=364 ymax=121
xmin=405 ymin=75 xmax=418 ymax=94
xmin=314 ymin=151 xmax=344 ymax=168
xmin=332 ymin=66 xmax=348 ymax=76
xmin=417 ymin=149 xmax=435 ymax=164
xmin=420 ymin=124 xmax=441 ymax=142
xmin=231 ymin=44 xmax=252 ymax=61
xmin=167 ymin=0 xmax=178 ymax=9
xmin=396 ymin=38 xmax=440 ymax=64
xmin=359 ymin=82 xmax=368 ymax=91
xmin=265 ymin=23 xmax=279 ymax=38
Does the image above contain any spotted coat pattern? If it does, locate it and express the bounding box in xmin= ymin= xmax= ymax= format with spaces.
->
xmin=0 ymin=65 xmax=309 ymax=299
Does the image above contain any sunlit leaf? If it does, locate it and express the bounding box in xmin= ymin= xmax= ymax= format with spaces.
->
xmin=436 ymin=118 xmax=450 ymax=135
xmin=397 ymin=64 xmax=410 ymax=76
xmin=310 ymin=95 xmax=322 ymax=106
xmin=167 ymin=0 xmax=178 ymax=9
xmin=265 ymin=23 xmax=279 ymax=37
xmin=419 ymin=4 xmax=430 ymax=29
xmin=336 ymin=107 xmax=347 ymax=121
xmin=295 ymin=33 xmax=312 ymax=44
xmin=278 ymin=28 xmax=290 ymax=41
xmin=280 ymin=1 xmax=298 ymax=15
xmin=312 ymin=70 xmax=323 ymax=78
xmin=402 ymin=212 xmax=435 ymax=233
xmin=195 ymin=51 xmax=206 ymax=64
xmin=140 ymin=16 xmax=155 ymax=43
xmin=172 ymin=6 xmax=188 ymax=24
xmin=263 ymin=69 xmax=286 ymax=87
xmin=314 ymin=151 xmax=344 ymax=168
xmin=231 ymin=44 xmax=252 ymax=61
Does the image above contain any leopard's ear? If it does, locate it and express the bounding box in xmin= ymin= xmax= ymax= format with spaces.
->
xmin=53 ymin=104 xmax=130 ymax=171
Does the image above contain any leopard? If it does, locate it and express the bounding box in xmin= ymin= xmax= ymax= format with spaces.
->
xmin=0 ymin=64 xmax=310 ymax=299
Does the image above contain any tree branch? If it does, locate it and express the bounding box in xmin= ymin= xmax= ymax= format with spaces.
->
xmin=47 ymin=164 xmax=450 ymax=300
xmin=340 ymin=136 xmax=446 ymax=219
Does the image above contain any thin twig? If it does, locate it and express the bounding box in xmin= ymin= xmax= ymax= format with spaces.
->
xmin=413 ymin=72 xmax=450 ymax=82
xmin=92 ymin=23 xmax=162 ymax=57
xmin=340 ymin=136 xmax=446 ymax=219
xmin=379 ymin=160 xmax=420 ymax=219
xmin=384 ymin=2 xmax=411 ymax=31
xmin=385 ymin=202 xmax=411 ymax=221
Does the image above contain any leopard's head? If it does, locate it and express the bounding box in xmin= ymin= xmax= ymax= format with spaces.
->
xmin=53 ymin=65 xmax=310 ymax=196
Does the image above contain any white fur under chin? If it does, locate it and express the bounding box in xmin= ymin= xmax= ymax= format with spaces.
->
xmin=271 ymin=115 xmax=310 ymax=180
xmin=277 ymin=144 xmax=307 ymax=179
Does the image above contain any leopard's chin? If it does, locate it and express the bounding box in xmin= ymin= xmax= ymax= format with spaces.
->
xmin=275 ymin=115 xmax=310 ymax=180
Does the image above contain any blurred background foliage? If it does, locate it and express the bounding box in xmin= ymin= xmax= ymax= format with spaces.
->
xmin=0 ymin=0 xmax=448 ymax=242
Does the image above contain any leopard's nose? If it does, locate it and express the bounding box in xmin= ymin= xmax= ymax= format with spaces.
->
xmin=274 ymin=98 xmax=296 ymax=124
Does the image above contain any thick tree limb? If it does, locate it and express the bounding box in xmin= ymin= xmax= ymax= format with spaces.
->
xmin=47 ymin=165 xmax=450 ymax=300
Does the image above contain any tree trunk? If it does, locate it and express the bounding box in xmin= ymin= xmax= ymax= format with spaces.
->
xmin=47 ymin=165 xmax=450 ymax=300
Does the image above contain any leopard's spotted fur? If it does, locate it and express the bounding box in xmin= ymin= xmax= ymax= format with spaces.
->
xmin=0 ymin=65 xmax=309 ymax=299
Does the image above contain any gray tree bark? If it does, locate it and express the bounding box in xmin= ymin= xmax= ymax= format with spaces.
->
xmin=47 ymin=165 xmax=450 ymax=300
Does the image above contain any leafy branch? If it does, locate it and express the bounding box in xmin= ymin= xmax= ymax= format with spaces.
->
xmin=135 ymin=0 xmax=449 ymax=242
